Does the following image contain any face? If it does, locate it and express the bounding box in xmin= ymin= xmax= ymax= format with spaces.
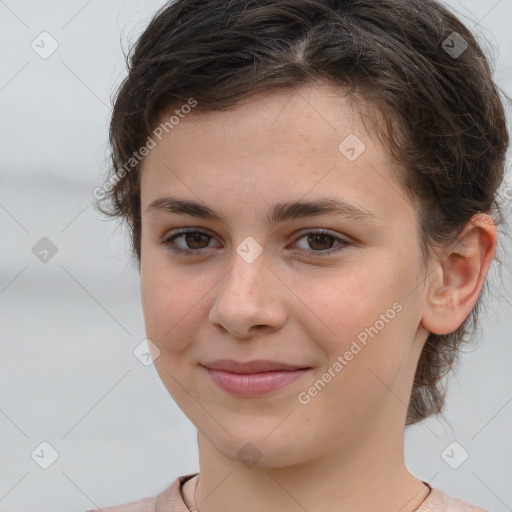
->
xmin=139 ymin=82 xmax=431 ymax=467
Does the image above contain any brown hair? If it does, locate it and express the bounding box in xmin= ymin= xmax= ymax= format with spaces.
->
xmin=95 ymin=0 xmax=510 ymax=426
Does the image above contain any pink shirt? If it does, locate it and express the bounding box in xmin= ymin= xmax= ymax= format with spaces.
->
xmin=84 ymin=473 xmax=489 ymax=512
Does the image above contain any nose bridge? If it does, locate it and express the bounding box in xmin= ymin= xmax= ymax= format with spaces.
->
xmin=221 ymin=247 xmax=269 ymax=310
xmin=208 ymin=243 xmax=287 ymax=337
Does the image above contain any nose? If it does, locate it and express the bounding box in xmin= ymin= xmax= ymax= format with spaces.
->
xmin=208 ymin=248 xmax=288 ymax=339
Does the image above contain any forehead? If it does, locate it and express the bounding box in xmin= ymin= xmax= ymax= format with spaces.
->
xmin=138 ymin=82 xmax=412 ymax=227
xmin=162 ymin=83 xmax=381 ymax=142
xmin=141 ymin=83 xmax=391 ymax=171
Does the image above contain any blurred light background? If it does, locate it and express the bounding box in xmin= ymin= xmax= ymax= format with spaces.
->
xmin=1 ymin=1 xmax=511 ymax=511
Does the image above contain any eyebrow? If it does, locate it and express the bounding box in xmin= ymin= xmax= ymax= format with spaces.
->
xmin=146 ymin=196 xmax=378 ymax=225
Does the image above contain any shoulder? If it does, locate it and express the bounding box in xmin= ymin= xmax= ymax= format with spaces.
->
xmin=82 ymin=496 xmax=158 ymax=512
xmin=82 ymin=473 xmax=198 ymax=512
xmin=419 ymin=486 xmax=490 ymax=512
xmin=80 ymin=477 xmax=490 ymax=512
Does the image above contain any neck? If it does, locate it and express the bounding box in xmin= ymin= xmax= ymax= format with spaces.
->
xmin=192 ymin=417 xmax=428 ymax=512
xmin=189 ymin=330 xmax=431 ymax=512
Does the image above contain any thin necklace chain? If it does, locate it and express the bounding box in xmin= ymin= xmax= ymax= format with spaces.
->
xmin=187 ymin=475 xmax=198 ymax=512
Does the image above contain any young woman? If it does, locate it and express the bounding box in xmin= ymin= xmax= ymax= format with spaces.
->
xmin=91 ymin=0 xmax=510 ymax=510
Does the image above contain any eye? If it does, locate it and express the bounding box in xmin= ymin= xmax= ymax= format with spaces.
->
xmin=161 ymin=229 xmax=219 ymax=256
xmin=160 ymin=228 xmax=350 ymax=257
xmin=291 ymin=230 xmax=350 ymax=257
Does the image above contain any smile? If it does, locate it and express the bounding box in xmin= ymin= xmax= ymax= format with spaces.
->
xmin=203 ymin=367 xmax=312 ymax=397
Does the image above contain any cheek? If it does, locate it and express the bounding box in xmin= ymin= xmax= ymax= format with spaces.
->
xmin=292 ymin=260 xmax=413 ymax=375
xmin=140 ymin=253 xmax=203 ymax=352
xmin=293 ymin=264 xmax=396 ymax=338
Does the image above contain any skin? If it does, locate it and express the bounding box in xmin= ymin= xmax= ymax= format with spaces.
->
xmin=138 ymin=80 xmax=497 ymax=512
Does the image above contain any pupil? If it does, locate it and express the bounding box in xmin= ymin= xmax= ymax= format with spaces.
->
xmin=187 ymin=233 xmax=208 ymax=249
xmin=309 ymin=233 xmax=332 ymax=250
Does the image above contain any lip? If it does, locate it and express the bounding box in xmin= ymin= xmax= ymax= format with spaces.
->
xmin=202 ymin=358 xmax=310 ymax=374
xmin=201 ymin=359 xmax=312 ymax=397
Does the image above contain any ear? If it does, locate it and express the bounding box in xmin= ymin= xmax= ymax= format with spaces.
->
xmin=420 ymin=213 xmax=497 ymax=335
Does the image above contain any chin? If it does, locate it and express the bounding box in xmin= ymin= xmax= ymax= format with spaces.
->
xmin=199 ymin=424 xmax=317 ymax=470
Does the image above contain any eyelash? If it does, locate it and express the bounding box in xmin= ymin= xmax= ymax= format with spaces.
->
xmin=160 ymin=228 xmax=350 ymax=258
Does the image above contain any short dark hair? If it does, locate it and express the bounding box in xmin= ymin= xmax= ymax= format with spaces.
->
xmin=95 ymin=0 xmax=510 ymax=426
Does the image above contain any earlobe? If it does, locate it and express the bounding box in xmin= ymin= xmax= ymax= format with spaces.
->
xmin=420 ymin=214 xmax=497 ymax=336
